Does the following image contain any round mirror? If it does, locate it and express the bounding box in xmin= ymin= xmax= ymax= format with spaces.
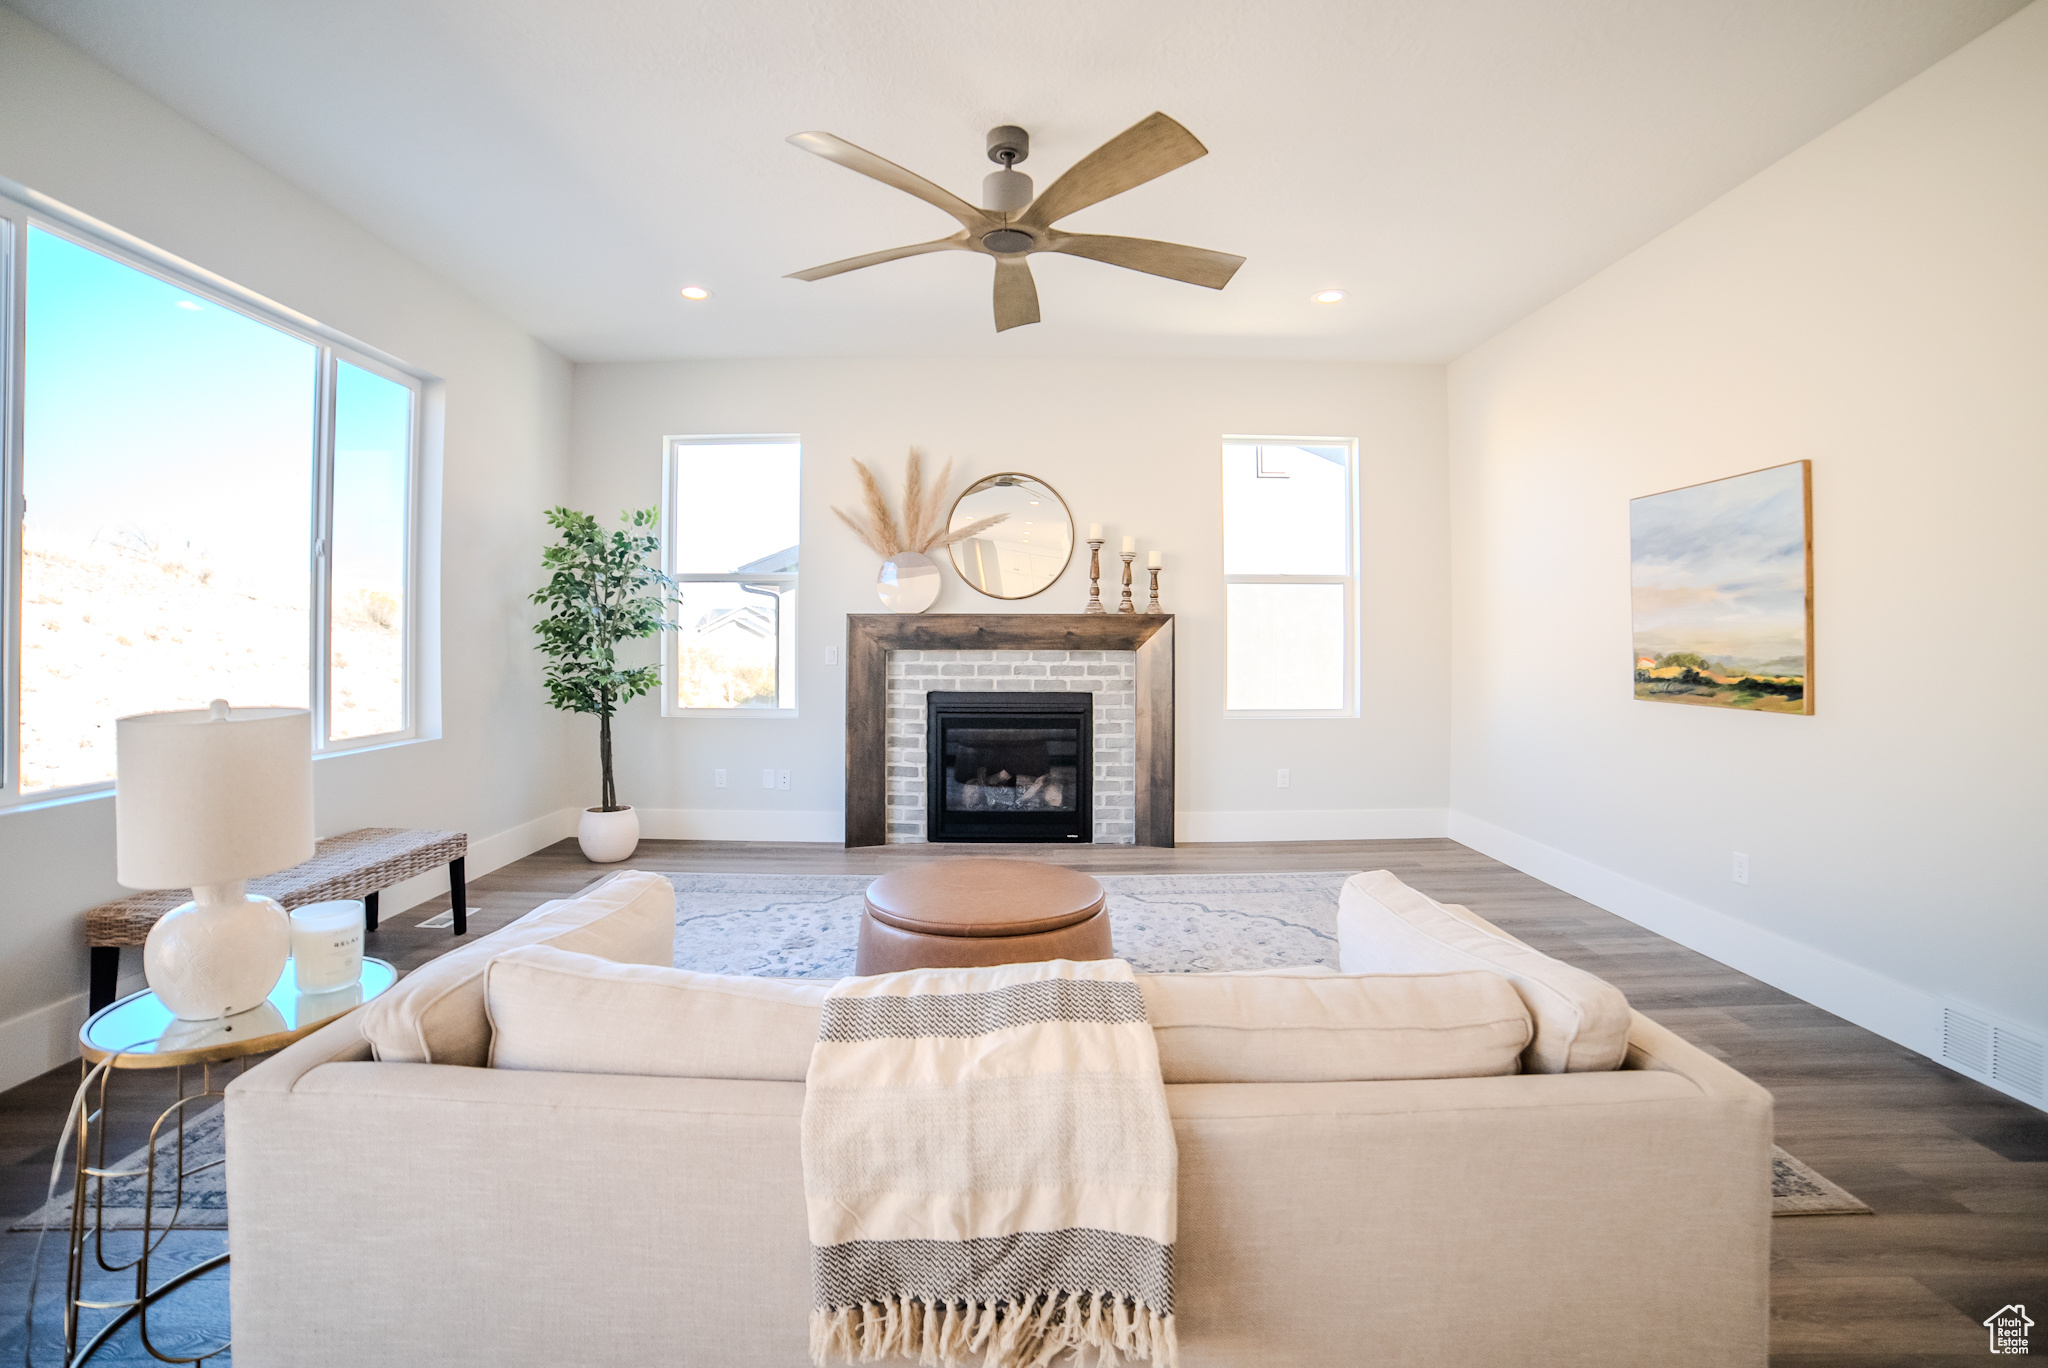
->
xmin=946 ymin=474 xmax=1074 ymax=600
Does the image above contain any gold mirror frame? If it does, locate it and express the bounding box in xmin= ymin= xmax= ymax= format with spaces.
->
xmin=945 ymin=473 xmax=1076 ymax=601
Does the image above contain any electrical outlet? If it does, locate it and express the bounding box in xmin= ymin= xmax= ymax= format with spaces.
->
xmin=761 ymin=768 xmax=775 ymax=790
xmin=778 ymin=769 xmax=791 ymax=791
xmin=1276 ymin=768 xmax=1290 ymax=788
xmin=714 ymin=768 xmax=727 ymax=789
xmin=1732 ymin=852 xmax=1750 ymax=886
xmin=826 ymin=645 xmax=839 ymax=666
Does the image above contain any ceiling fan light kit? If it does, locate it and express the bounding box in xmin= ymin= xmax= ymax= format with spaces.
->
xmin=785 ymin=112 xmax=1246 ymax=332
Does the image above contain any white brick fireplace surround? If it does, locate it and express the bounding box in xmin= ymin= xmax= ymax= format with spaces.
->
xmin=885 ymin=650 xmax=1138 ymax=844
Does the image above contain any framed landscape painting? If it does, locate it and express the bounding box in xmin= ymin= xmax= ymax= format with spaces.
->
xmin=1630 ymin=460 xmax=1812 ymax=714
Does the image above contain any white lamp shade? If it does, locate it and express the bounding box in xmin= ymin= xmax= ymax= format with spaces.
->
xmin=116 ymin=704 xmax=315 ymax=889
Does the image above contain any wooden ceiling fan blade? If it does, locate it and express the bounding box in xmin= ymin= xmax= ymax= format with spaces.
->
xmin=1045 ymin=233 xmax=1245 ymax=289
xmin=993 ymin=257 xmax=1041 ymax=332
xmin=787 ymin=132 xmax=990 ymax=232
xmin=785 ymin=234 xmax=971 ymax=282
xmin=1019 ymin=112 xmax=1208 ymax=230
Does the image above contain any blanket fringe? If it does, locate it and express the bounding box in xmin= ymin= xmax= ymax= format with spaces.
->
xmin=811 ymin=1292 xmax=1177 ymax=1368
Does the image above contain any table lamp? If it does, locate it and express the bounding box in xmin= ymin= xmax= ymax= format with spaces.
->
xmin=116 ymin=701 xmax=315 ymax=1021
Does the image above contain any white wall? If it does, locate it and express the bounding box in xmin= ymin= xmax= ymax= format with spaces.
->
xmin=1446 ymin=0 xmax=2048 ymax=1062
xmin=571 ymin=358 xmax=1450 ymax=842
xmin=0 ymin=9 xmax=580 ymax=1087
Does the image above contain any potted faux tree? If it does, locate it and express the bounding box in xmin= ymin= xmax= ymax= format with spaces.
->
xmin=531 ymin=507 xmax=673 ymax=862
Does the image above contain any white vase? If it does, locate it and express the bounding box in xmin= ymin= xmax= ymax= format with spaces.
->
xmin=878 ymin=551 xmax=940 ymax=613
xmin=143 ymin=882 xmax=291 ymax=1021
xmin=578 ymin=805 xmax=640 ymax=863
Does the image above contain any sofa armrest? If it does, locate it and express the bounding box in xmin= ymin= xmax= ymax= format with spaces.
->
xmin=227 ymin=1010 xmax=372 ymax=1099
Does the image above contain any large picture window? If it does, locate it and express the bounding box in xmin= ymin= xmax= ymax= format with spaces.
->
xmin=1 ymin=190 xmax=422 ymax=805
xmin=664 ymin=436 xmax=801 ymax=714
xmin=1221 ymin=437 xmax=1357 ymax=717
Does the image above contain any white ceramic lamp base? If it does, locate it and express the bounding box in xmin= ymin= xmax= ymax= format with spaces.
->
xmin=142 ymin=880 xmax=291 ymax=1021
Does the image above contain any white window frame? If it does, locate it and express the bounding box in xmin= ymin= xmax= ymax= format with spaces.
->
xmin=0 ymin=177 xmax=429 ymax=812
xmin=1221 ymin=434 xmax=1360 ymax=720
xmin=661 ymin=433 xmax=801 ymax=719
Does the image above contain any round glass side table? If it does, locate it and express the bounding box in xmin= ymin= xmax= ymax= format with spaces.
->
xmin=62 ymin=959 xmax=396 ymax=1364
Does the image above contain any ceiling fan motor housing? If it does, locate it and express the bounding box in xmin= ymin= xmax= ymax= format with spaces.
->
xmin=983 ymin=126 xmax=1033 ymax=215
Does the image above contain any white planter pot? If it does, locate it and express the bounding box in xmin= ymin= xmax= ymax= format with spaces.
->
xmin=578 ymin=806 xmax=640 ymax=863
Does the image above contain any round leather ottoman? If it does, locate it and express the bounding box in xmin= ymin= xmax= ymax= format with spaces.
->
xmin=855 ymin=858 xmax=1112 ymax=976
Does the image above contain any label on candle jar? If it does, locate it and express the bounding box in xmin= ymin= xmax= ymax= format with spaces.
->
xmin=291 ymin=901 xmax=365 ymax=994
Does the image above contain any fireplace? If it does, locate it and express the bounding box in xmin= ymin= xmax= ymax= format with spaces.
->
xmin=925 ymin=692 xmax=1092 ymax=843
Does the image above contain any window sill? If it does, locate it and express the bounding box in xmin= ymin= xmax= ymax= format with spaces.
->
xmin=1223 ymin=709 xmax=1360 ymax=721
xmin=1 ymin=731 xmax=434 ymax=817
xmin=664 ymin=708 xmax=799 ymax=720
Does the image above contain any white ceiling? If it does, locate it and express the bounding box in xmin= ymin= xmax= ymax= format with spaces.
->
xmin=8 ymin=0 xmax=2027 ymax=363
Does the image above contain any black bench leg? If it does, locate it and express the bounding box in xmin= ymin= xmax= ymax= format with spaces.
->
xmin=364 ymin=890 xmax=379 ymax=934
xmin=449 ymin=857 xmax=467 ymax=936
xmin=88 ymin=947 xmax=121 ymax=1014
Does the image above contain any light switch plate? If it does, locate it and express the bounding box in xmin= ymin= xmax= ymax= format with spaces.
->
xmin=761 ymin=769 xmax=775 ymax=790
xmin=714 ymin=768 xmax=727 ymax=788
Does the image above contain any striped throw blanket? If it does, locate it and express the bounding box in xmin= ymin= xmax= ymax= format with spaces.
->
xmin=802 ymin=958 xmax=1179 ymax=1368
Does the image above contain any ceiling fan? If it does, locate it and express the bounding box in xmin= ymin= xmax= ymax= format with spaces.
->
xmin=784 ymin=112 xmax=1245 ymax=332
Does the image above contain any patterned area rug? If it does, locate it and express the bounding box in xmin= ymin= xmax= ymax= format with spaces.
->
xmin=12 ymin=1104 xmax=228 ymax=1232
xmin=671 ymin=869 xmax=1349 ymax=977
xmin=1770 ymin=1146 xmax=1873 ymax=1216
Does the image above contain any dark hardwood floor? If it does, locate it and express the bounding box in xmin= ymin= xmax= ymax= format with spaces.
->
xmin=4 ymin=837 xmax=2041 ymax=1364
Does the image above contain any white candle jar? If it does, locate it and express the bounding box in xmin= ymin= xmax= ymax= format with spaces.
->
xmin=290 ymin=900 xmax=365 ymax=995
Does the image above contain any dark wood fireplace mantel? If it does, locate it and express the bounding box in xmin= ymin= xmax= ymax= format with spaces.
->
xmin=844 ymin=615 xmax=1174 ymax=848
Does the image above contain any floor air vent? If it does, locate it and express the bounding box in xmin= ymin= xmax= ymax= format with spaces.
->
xmin=1994 ymin=1026 xmax=2044 ymax=1102
xmin=1941 ymin=1006 xmax=1992 ymax=1074
xmin=1941 ymin=1001 xmax=2045 ymax=1105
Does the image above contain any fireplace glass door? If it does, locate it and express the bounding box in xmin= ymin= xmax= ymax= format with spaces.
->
xmin=926 ymin=692 xmax=1091 ymax=842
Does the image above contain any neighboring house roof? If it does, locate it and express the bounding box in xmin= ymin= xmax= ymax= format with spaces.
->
xmin=736 ymin=544 xmax=799 ymax=574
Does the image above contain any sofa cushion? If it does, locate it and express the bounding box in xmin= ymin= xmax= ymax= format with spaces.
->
xmin=483 ymin=949 xmax=1531 ymax=1085
xmin=487 ymin=945 xmax=829 ymax=1079
xmin=1337 ymin=870 xmax=1630 ymax=1073
xmin=1138 ymin=969 xmax=1530 ymax=1082
xmin=359 ymin=870 xmax=675 ymax=1066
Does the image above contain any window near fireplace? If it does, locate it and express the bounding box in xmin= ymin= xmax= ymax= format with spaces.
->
xmin=664 ymin=435 xmax=801 ymax=714
xmin=1221 ymin=437 xmax=1357 ymax=717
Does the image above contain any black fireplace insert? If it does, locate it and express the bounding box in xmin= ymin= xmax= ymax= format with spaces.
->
xmin=925 ymin=692 xmax=1092 ymax=842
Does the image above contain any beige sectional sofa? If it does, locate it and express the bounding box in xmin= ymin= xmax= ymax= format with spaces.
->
xmin=226 ymin=870 xmax=1772 ymax=1367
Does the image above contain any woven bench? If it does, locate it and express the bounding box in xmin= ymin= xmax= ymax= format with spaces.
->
xmin=85 ymin=827 xmax=468 ymax=1011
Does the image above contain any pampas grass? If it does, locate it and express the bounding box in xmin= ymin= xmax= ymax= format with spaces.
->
xmin=834 ymin=448 xmax=1007 ymax=557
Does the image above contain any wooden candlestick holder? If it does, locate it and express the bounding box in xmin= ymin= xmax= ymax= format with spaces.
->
xmin=1083 ymin=539 xmax=1106 ymax=613
xmin=1117 ymin=552 xmax=1137 ymax=614
xmin=1145 ymin=567 xmax=1162 ymax=615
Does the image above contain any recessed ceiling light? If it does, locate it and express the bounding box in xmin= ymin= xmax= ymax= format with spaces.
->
xmin=176 ymin=300 xmax=203 ymax=311
xmin=1312 ymin=290 xmax=1347 ymax=304
xmin=679 ymin=286 xmax=710 ymax=300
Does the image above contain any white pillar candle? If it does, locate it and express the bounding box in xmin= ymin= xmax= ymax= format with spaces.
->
xmin=1147 ymin=551 xmax=1162 ymax=568
xmin=1088 ymin=523 xmax=1103 ymax=540
xmin=290 ymin=900 xmax=365 ymax=994
xmin=1121 ymin=536 xmax=1135 ymax=554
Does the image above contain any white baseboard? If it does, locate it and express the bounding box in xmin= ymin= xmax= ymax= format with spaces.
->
xmin=1175 ymin=808 xmax=1449 ymax=843
xmin=1445 ymin=811 xmax=2044 ymax=1113
xmin=634 ymin=808 xmax=843 ymax=843
xmin=372 ymin=805 xmax=581 ymax=916
xmin=0 ymin=991 xmax=94 ymax=1096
